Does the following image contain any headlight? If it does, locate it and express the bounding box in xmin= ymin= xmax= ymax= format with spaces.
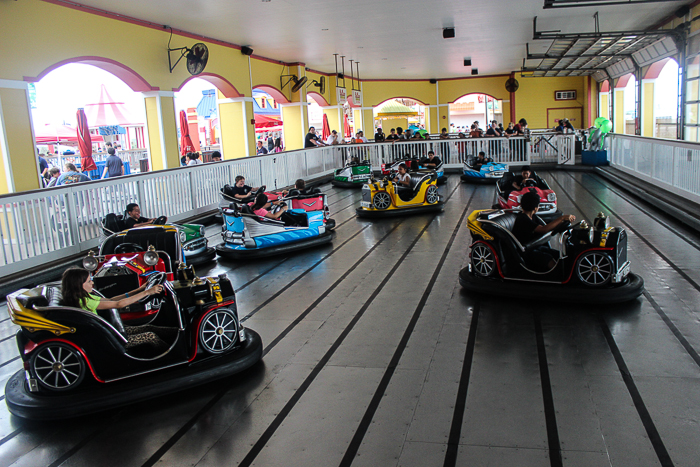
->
xmin=547 ymin=192 xmax=557 ymax=202
xmin=144 ymin=250 xmax=159 ymax=266
xmin=199 ymin=226 xmax=205 ymax=237
xmin=179 ymin=231 xmax=187 ymax=243
xmin=82 ymin=251 xmax=99 ymax=271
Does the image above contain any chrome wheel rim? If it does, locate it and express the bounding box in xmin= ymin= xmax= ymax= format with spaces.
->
xmin=577 ymin=252 xmax=613 ymax=286
xmin=472 ymin=244 xmax=495 ymax=277
xmin=373 ymin=192 xmax=391 ymax=210
xmin=33 ymin=344 xmax=85 ymax=390
xmin=200 ymin=309 xmax=238 ymax=354
xmin=426 ymin=185 xmax=439 ymax=204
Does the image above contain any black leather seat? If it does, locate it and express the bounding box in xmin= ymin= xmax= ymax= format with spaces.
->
xmin=103 ymin=213 xmax=127 ymax=235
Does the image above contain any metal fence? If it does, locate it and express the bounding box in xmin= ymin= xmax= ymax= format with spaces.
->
xmin=608 ymin=134 xmax=700 ymax=204
xmin=46 ymin=149 xmax=149 ymax=174
xmin=0 ymin=135 xmax=580 ymax=277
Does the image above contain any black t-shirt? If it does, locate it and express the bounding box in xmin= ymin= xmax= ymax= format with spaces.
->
xmin=486 ymin=127 xmax=502 ymax=137
xmin=512 ymin=213 xmax=540 ymax=245
xmin=232 ymin=185 xmax=252 ymax=197
xmin=374 ymin=132 xmax=385 ymax=142
xmin=304 ymin=133 xmax=320 ymax=148
xmin=422 ymin=156 xmax=441 ymax=167
xmin=124 ymin=216 xmax=151 ymax=229
xmin=386 ymin=134 xmax=400 ymax=141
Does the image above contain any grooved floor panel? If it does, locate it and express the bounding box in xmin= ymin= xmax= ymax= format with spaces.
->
xmin=0 ymin=172 xmax=699 ymax=467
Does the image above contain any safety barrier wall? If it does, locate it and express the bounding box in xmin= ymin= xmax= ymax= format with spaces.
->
xmin=608 ymin=134 xmax=700 ymax=205
xmin=0 ymin=135 xmax=547 ymax=278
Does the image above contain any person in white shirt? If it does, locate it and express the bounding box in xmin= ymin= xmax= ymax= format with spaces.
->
xmin=326 ymin=130 xmax=341 ymax=145
xmin=357 ymin=131 xmax=369 ymax=143
xmin=186 ymin=152 xmax=203 ymax=165
xmin=393 ymin=163 xmax=411 ymax=187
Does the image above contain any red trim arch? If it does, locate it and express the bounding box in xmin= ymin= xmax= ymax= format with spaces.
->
xmin=450 ymin=92 xmax=502 ymax=104
xmin=253 ymin=85 xmax=290 ymax=104
xmin=375 ymin=96 xmax=429 ymax=107
xmin=24 ymin=56 xmax=157 ymax=92
xmin=615 ymin=73 xmax=634 ymax=89
xmin=173 ymin=73 xmax=242 ymax=98
xmin=601 ymin=81 xmax=611 ymax=93
xmin=307 ymin=91 xmax=329 ymax=106
xmin=644 ymin=57 xmax=677 ymax=80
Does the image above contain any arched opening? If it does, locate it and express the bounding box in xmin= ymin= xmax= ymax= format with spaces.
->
xmin=31 ymin=62 xmax=148 ymax=178
xmin=307 ymin=94 xmax=324 ymax=136
xmin=449 ymin=93 xmax=503 ymax=134
xmin=253 ymin=90 xmax=283 ymax=153
xmin=647 ymin=58 xmax=680 ymax=139
xmin=599 ymin=80 xmax=611 ymax=121
xmin=174 ymin=78 xmax=223 ymax=163
xmin=173 ymin=73 xmax=242 ymax=99
xmin=252 ymin=85 xmax=290 ymax=104
xmin=620 ymin=73 xmax=637 ymax=135
xmin=373 ymin=98 xmax=426 ymax=136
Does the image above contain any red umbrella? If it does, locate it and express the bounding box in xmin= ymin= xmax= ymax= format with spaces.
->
xmin=179 ymin=110 xmax=195 ymax=156
xmin=343 ymin=113 xmax=352 ymax=138
xmin=254 ymin=114 xmax=283 ymax=128
xmin=322 ymin=114 xmax=331 ymax=140
xmin=77 ymin=108 xmax=97 ymax=172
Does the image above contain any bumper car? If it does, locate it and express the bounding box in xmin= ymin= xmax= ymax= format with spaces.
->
xmin=332 ymin=160 xmax=372 ymax=188
xmin=216 ymin=188 xmax=336 ymax=260
xmin=5 ymin=252 xmax=263 ymax=420
xmin=102 ymin=214 xmax=215 ymax=266
xmin=461 ymin=158 xmax=508 ymax=183
xmin=460 ymin=210 xmax=644 ymax=304
xmin=356 ymin=172 xmax=444 ymax=218
xmin=381 ymin=158 xmax=447 ymax=184
xmin=495 ymin=172 xmax=562 ymax=222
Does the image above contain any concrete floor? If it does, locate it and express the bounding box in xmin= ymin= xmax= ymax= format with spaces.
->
xmin=0 ymin=171 xmax=698 ymax=467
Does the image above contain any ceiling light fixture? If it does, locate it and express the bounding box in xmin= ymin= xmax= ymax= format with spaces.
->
xmin=443 ymin=28 xmax=455 ymax=39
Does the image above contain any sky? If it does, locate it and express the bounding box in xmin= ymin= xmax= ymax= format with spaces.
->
xmin=32 ymin=63 xmax=216 ymax=129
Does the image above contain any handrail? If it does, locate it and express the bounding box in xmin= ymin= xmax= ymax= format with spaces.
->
xmin=0 ymin=135 xmax=576 ymax=278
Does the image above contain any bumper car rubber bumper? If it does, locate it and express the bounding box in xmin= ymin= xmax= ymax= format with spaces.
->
xmin=355 ymin=201 xmax=445 ymax=218
xmin=459 ymin=268 xmax=644 ymax=304
xmin=184 ymin=246 xmax=217 ymax=266
xmin=331 ymin=179 xmax=366 ymax=188
xmin=216 ymin=230 xmax=334 ymax=260
xmin=461 ymin=174 xmax=498 ymax=184
xmin=5 ymin=329 xmax=263 ymax=420
xmin=325 ymin=218 xmax=336 ymax=231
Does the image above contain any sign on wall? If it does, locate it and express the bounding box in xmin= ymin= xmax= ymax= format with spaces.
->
xmin=352 ymin=90 xmax=362 ymax=106
xmin=337 ymin=87 xmax=347 ymax=105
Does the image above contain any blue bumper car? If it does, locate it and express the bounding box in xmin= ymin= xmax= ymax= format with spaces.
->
xmin=461 ymin=159 xmax=508 ymax=184
xmin=216 ymin=189 xmax=336 ymax=260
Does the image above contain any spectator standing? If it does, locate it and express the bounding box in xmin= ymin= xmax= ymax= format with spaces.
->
xmin=187 ymin=152 xmax=203 ymax=165
xmin=513 ymin=118 xmax=528 ymax=157
xmin=513 ymin=118 xmax=528 ymax=136
xmin=374 ymin=128 xmax=385 ymax=142
xmin=102 ymin=147 xmax=124 ymax=179
xmin=386 ymin=128 xmax=399 ymax=141
xmin=396 ymin=127 xmax=405 ymax=140
xmin=267 ymin=134 xmax=275 ymax=152
xmin=256 ymin=141 xmax=269 ymax=155
xmin=56 ymin=163 xmax=90 ymax=185
xmin=210 ymin=151 xmax=222 ymax=162
xmin=326 ymin=130 xmax=341 ymax=145
xmin=274 ymin=137 xmax=283 ymax=153
xmin=486 ymin=122 xmax=503 ymax=137
xmin=470 ymin=124 xmax=483 ymax=138
xmin=304 ymin=127 xmax=326 ymax=148
xmin=357 ymin=131 xmax=369 ymax=143
xmin=439 ymin=128 xmax=450 ymax=159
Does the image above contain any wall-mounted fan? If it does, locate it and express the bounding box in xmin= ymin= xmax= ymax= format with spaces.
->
xmin=309 ymin=76 xmax=326 ymax=94
xmin=168 ymin=42 xmax=209 ymax=75
xmin=281 ymin=74 xmax=308 ymax=93
xmin=505 ymin=77 xmax=519 ymax=93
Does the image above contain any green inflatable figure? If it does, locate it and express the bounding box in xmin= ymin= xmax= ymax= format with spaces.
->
xmin=589 ymin=118 xmax=612 ymax=151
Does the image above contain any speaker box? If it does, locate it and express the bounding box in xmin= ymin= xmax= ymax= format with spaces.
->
xmin=429 ymin=79 xmax=437 ymax=84
xmin=676 ymin=5 xmax=690 ymax=18
xmin=241 ymin=46 xmax=254 ymax=56
xmin=471 ymin=68 xmax=478 ymax=75
xmin=443 ymin=28 xmax=455 ymax=39
xmin=464 ymin=58 xmax=472 ymax=67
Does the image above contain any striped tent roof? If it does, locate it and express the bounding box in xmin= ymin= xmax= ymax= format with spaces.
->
xmin=84 ymin=85 xmax=142 ymax=127
xmin=374 ymin=100 xmax=418 ymax=118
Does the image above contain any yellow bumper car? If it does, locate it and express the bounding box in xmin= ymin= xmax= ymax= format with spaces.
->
xmin=356 ymin=172 xmax=445 ymax=218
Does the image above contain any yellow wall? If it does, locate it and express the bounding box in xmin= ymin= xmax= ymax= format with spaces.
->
xmin=642 ymin=81 xmax=655 ymax=137
xmin=323 ymin=106 xmax=342 ymax=135
xmin=281 ymin=104 xmax=306 ymax=150
xmin=614 ymin=90 xmax=625 ymax=133
xmin=143 ymin=94 xmax=180 ymax=170
xmin=600 ymin=93 xmax=610 ymax=121
xmin=513 ymin=74 xmax=586 ymax=129
xmin=218 ymin=100 xmax=250 ymax=159
xmin=377 ymin=118 xmax=408 ymax=134
xmin=0 ymin=87 xmax=40 ymax=192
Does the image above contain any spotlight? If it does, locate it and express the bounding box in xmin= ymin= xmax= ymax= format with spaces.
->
xmin=471 ymin=68 xmax=478 ymax=75
xmin=464 ymin=58 xmax=472 ymax=67
xmin=443 ymin=28 xmax=455 ymax=39
xmin=241 ymin=46 xmax=254 ymax=56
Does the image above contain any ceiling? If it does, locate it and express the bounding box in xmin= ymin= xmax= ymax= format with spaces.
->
xmin=71 ymin=0 xmax=690 ymax=79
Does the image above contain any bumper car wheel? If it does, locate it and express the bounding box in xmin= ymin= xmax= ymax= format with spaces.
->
xmin=426 ymin=185 xmax=439 ymax=204
xmin=373 ymin=192 xmax=391 ymax=210
xmin=30 ymin=342 xmax=86 ymax=392
xmin=199 ymin=308 xmax=239 ymax=354
xmin=576 ymin=251 xmax=613 ymax=286
xmin=471 ymin=243 xmax=496 ymax=277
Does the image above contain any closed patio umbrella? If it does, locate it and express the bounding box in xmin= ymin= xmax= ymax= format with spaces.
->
xmin=77 ymin=108 xmax=97 ymax=173
xmin=179 ymin=110 xmax=195 ymax=156
xmin=322 ymin=114 xmax=331 ymax=140
xmin=343 ymin=113 xmax=352 ymax=138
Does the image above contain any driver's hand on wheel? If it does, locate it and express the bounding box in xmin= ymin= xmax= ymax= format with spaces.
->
xmin=146 ymin=285 xmax=163 ymax=295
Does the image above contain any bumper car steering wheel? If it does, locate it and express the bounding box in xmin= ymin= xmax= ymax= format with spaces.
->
xmin=153 ymin=215 xmax=168 ymax=225
xmin=523 ymin=179 xmax=537 ymax=188
xmin=114 ymin=243 xmax=145 ymax=254
xmin=139 ymin=271 xmax=168 ymax=309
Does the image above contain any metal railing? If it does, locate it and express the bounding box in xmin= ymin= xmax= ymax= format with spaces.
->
xmin=0 ymin=135 xmax=581 ymax=278
xmin=46 ymin=149 xmax=149 ymax=174
xmin=608 ymin=133 xmax=700 ymax=204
